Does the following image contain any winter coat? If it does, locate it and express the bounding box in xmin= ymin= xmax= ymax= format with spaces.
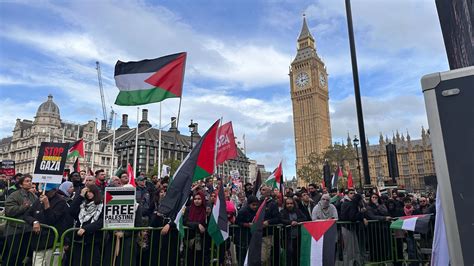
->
xmin=23 ymin=192 xmax=71 ymax=249
xmin=366 ymin=202 xmax=389 ymax=221
xmin=340 ymin=200 xmax=366 ymax=222
xmin=5 ymin=189 xmax=37 ymax=219
xmin=68 ymin=195 xmax=104 ymax=244
xmin=298 ymin=201 xmax=315 ymax=221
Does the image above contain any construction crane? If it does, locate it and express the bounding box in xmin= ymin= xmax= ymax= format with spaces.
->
xmin=107 ymin=107 xmax=115 ymax=130
xmin=96 ymin=61 xmax=108 ymax=126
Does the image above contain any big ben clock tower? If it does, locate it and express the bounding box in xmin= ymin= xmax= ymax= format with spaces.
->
xmin=290 ymin=16 xmax=332 ymax=185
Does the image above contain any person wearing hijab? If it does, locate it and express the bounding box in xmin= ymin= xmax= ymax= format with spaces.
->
xmin=58 ymin=181 xmax=74 ymax=204
xmin=312 ymin=194 xmax=339 ymax=220
xmin=68 ymin=184 xmax=104 ymax=266
xmin=184 ymin=191 xmax=209 ymax=266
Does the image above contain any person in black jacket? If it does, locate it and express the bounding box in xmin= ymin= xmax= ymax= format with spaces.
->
xmin=184 ymin=191 xmax=209 ymax=266
xmin=259 ymin=185 xmax=280 ymax=266
xmin=298 ymin=191 xmax=315 ymax=221
xmin=340 ymin=192 xmax=367 ymax=265
xmin=68 ymin=184 xmax=104 ymax=266
xmin=235 ymin=195 xmax=259 ymax=266
xmin=280 ymin=197 xmax=306 ymax=266
xmin=24 ymin=183 xmax=70 ymax=266
xmin=70 ymin=171 xmax=84 ymax=200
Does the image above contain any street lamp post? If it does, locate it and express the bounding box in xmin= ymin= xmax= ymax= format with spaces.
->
xmin=353 ymin=136 xmax=363 ymax=190
xmin=188 ymin=119 xmax=196 ymax=150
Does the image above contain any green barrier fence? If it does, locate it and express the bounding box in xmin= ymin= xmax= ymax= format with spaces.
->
xmin=0 ymin=216 xmax=59 ymax=266
xmin=0 ymin=216 xmax=434 ymax=266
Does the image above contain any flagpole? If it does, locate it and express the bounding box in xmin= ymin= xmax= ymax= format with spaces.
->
xmin=110 ymin=112 xmax=117 ymax=177
xmin=76 ymin=124 xmax=80 ymax=139
xmin=176 ymin=97 xmax=182 ymax=130
xmin=62 ymin=127 xmax=65 ymax=143
xmin=133 ymin=107 xmax=139 ymax=176
xmin=91 ymin=118 xmax=97 ymax=171
xmin=158 ymin=102 xmax=162 ymax=178
xmin=213 ymin=117 xmax=222 ymax=175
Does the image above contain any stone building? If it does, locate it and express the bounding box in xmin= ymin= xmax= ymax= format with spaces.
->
xmin=0 ymin=95 xmax=113 ymax=175
xmin=345 ymin=129 xmax=436 ymax=192
xmin=290 ymin=16 xmax=332 ymax=186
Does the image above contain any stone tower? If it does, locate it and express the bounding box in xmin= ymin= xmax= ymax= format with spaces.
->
xmin=290 ymin=16 xmax=332 ymax=181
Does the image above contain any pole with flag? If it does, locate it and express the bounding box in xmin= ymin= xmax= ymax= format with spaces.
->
xmin=244 ymin=198 xmax=267 ymax=266
xmin=347 ymin=169 xmax=354 ymax=189
xmin=127 ymin=163 xmax=136 ymax=187
xmin=208 ymin=181 xmax=229 ymax=245
xmin=73 ymin=158 xmax=80 ymax=173
xmin=253 ymin=169 xmax=262 ymax=198
xmin=158 ymin=120 xmax=220 ymax=219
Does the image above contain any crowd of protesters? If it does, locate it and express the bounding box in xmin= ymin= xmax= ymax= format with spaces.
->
xmin=0 ymin=171 xmax=436 ymax=265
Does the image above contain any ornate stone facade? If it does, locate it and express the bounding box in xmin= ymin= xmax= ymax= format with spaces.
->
xmin=0 ymin=95 xmax=113 ymax=175
xmin=290 ymin=17 xmax=332 ymax=185
xmin=345 ymin=129 xmax=436 ymax=192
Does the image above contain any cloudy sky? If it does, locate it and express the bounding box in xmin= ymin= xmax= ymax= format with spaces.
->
xmin=0 ymin=0 xmax=448 ymax=178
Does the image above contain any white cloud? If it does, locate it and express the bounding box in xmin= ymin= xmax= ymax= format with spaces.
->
xmin=330 ymin=94 xmax=428 ymax=142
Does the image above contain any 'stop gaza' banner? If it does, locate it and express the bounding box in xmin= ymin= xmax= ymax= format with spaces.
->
xmin=33 ymin=142 xmax=69 ymax=184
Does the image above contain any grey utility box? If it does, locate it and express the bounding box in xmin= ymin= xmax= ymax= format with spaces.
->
xmin=421 ymin=66 xmax=474 ymax=266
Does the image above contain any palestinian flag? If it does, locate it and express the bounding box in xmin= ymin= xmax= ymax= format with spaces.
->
xmin=192 ymin=120 xmax=219 ymax=182
xmin=244 ymin=199 xmax=267 ymax=265
xmin=105 ymin=189 xmax=136 ymax=205
xmin=114 ymin=52 xmax=187 ymax=106
xmin=158 ymin=120 xmax=220 ymax=219
xmin=127 ymin=163 xmax=136 ymax=187
xmin=208 ymin=182 xmax=229 ymax=245
xmin=264 ymin=161 xmax=282 ymax=189
xmin=300 ymin=220 xmax=337 ymax=266
xmin=67 ymin=139 xmax=85 ymax=159
xmin=253 ymin=169 xmax=262 ymax=198
xmin=73 ymin=158 xmax=80 ymax=172
xmin=390 ymin=214 xmax=431 ymax=234
xmin=174 ymin=202 xmax=187 ymax=239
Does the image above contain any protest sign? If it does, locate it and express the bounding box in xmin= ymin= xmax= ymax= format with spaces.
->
xmin=0 ymin=160 xmax=15 ymax=176
xmin=104 ymin=186 xmax=136 ymax=228
xmin=33 ymin=142 xmax=68 ymax=184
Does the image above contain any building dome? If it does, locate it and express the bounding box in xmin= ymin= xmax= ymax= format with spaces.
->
xmin=34 ymin=94 xmax=61 ymax=126
xmin=37 ymin=94 xmax=60 ymax=117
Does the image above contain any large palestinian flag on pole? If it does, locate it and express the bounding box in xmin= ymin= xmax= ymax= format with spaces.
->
xmin=390 ymin=214 xmax=431 ymax=234
xmin=158 ymin=120 xmax=220 ymax=219
xmin=208 ymin=182 xmax=229 ymax=245
xmin=264 ymin=161 xmax=282 ymax=189
xmin=192 ymin=120 xmax=219 ymax=182
xmin=300 ymin=220 xmax=337 ymax=266
xmin=244 ymin=199 xmax=267 ymax=266
xmin=114 ymin=52 xmax=187 ymax=106
xmin=67 ymin=139 xmax=85 ymax=159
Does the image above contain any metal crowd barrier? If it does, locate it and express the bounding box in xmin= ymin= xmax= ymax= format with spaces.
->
xmin=0 ymin=216 xmax=434 ymax=266
xmin=0 ymin=216 xmax=59 ymax=266
xmin=391 ymin=218 xmax=435 ymax=265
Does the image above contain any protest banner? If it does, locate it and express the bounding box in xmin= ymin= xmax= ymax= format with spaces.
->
xmin=33 ymin=142 xmax=68 ymax=184
xmin=104 ymin=186 xmax=136 ymax=228
xmin=0 ymin=160 xmax=15 ymax=176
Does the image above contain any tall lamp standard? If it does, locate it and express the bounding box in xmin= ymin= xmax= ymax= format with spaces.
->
xmin=353 ymin=136 xmax=363 ymax=190
xmin=188 ymin=119 xmax=196 ymax=150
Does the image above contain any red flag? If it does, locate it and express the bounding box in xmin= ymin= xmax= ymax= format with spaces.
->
xmin=337 ymin=166 xmax=343 ymax=178
xmin=127 ymin=163 xmax=136 ymax=187
xmin=321 ymin=178 xmax=326 ymax=189
xmin=88 ymin=169 xmax=94 ymax=176
xmin=216 ymin=122 xmax=238 ymax=165
xmin=347 ymin=170 xmax=354 ymax=188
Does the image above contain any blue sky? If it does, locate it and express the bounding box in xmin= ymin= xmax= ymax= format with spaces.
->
xmin=0 ymin=0 xmax=448 ymax=178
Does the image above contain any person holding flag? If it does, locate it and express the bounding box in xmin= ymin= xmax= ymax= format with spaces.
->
xmin=183 ymin=191 xmax=209 ymax=266
xmin=280 ymin=197 xmax=306 ymax=266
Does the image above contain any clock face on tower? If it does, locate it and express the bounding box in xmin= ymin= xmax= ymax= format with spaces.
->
xmin=319 ymin=73 xmax=326 ymax=86
xmin=295 ymin=72 xmax=310 ymax=88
